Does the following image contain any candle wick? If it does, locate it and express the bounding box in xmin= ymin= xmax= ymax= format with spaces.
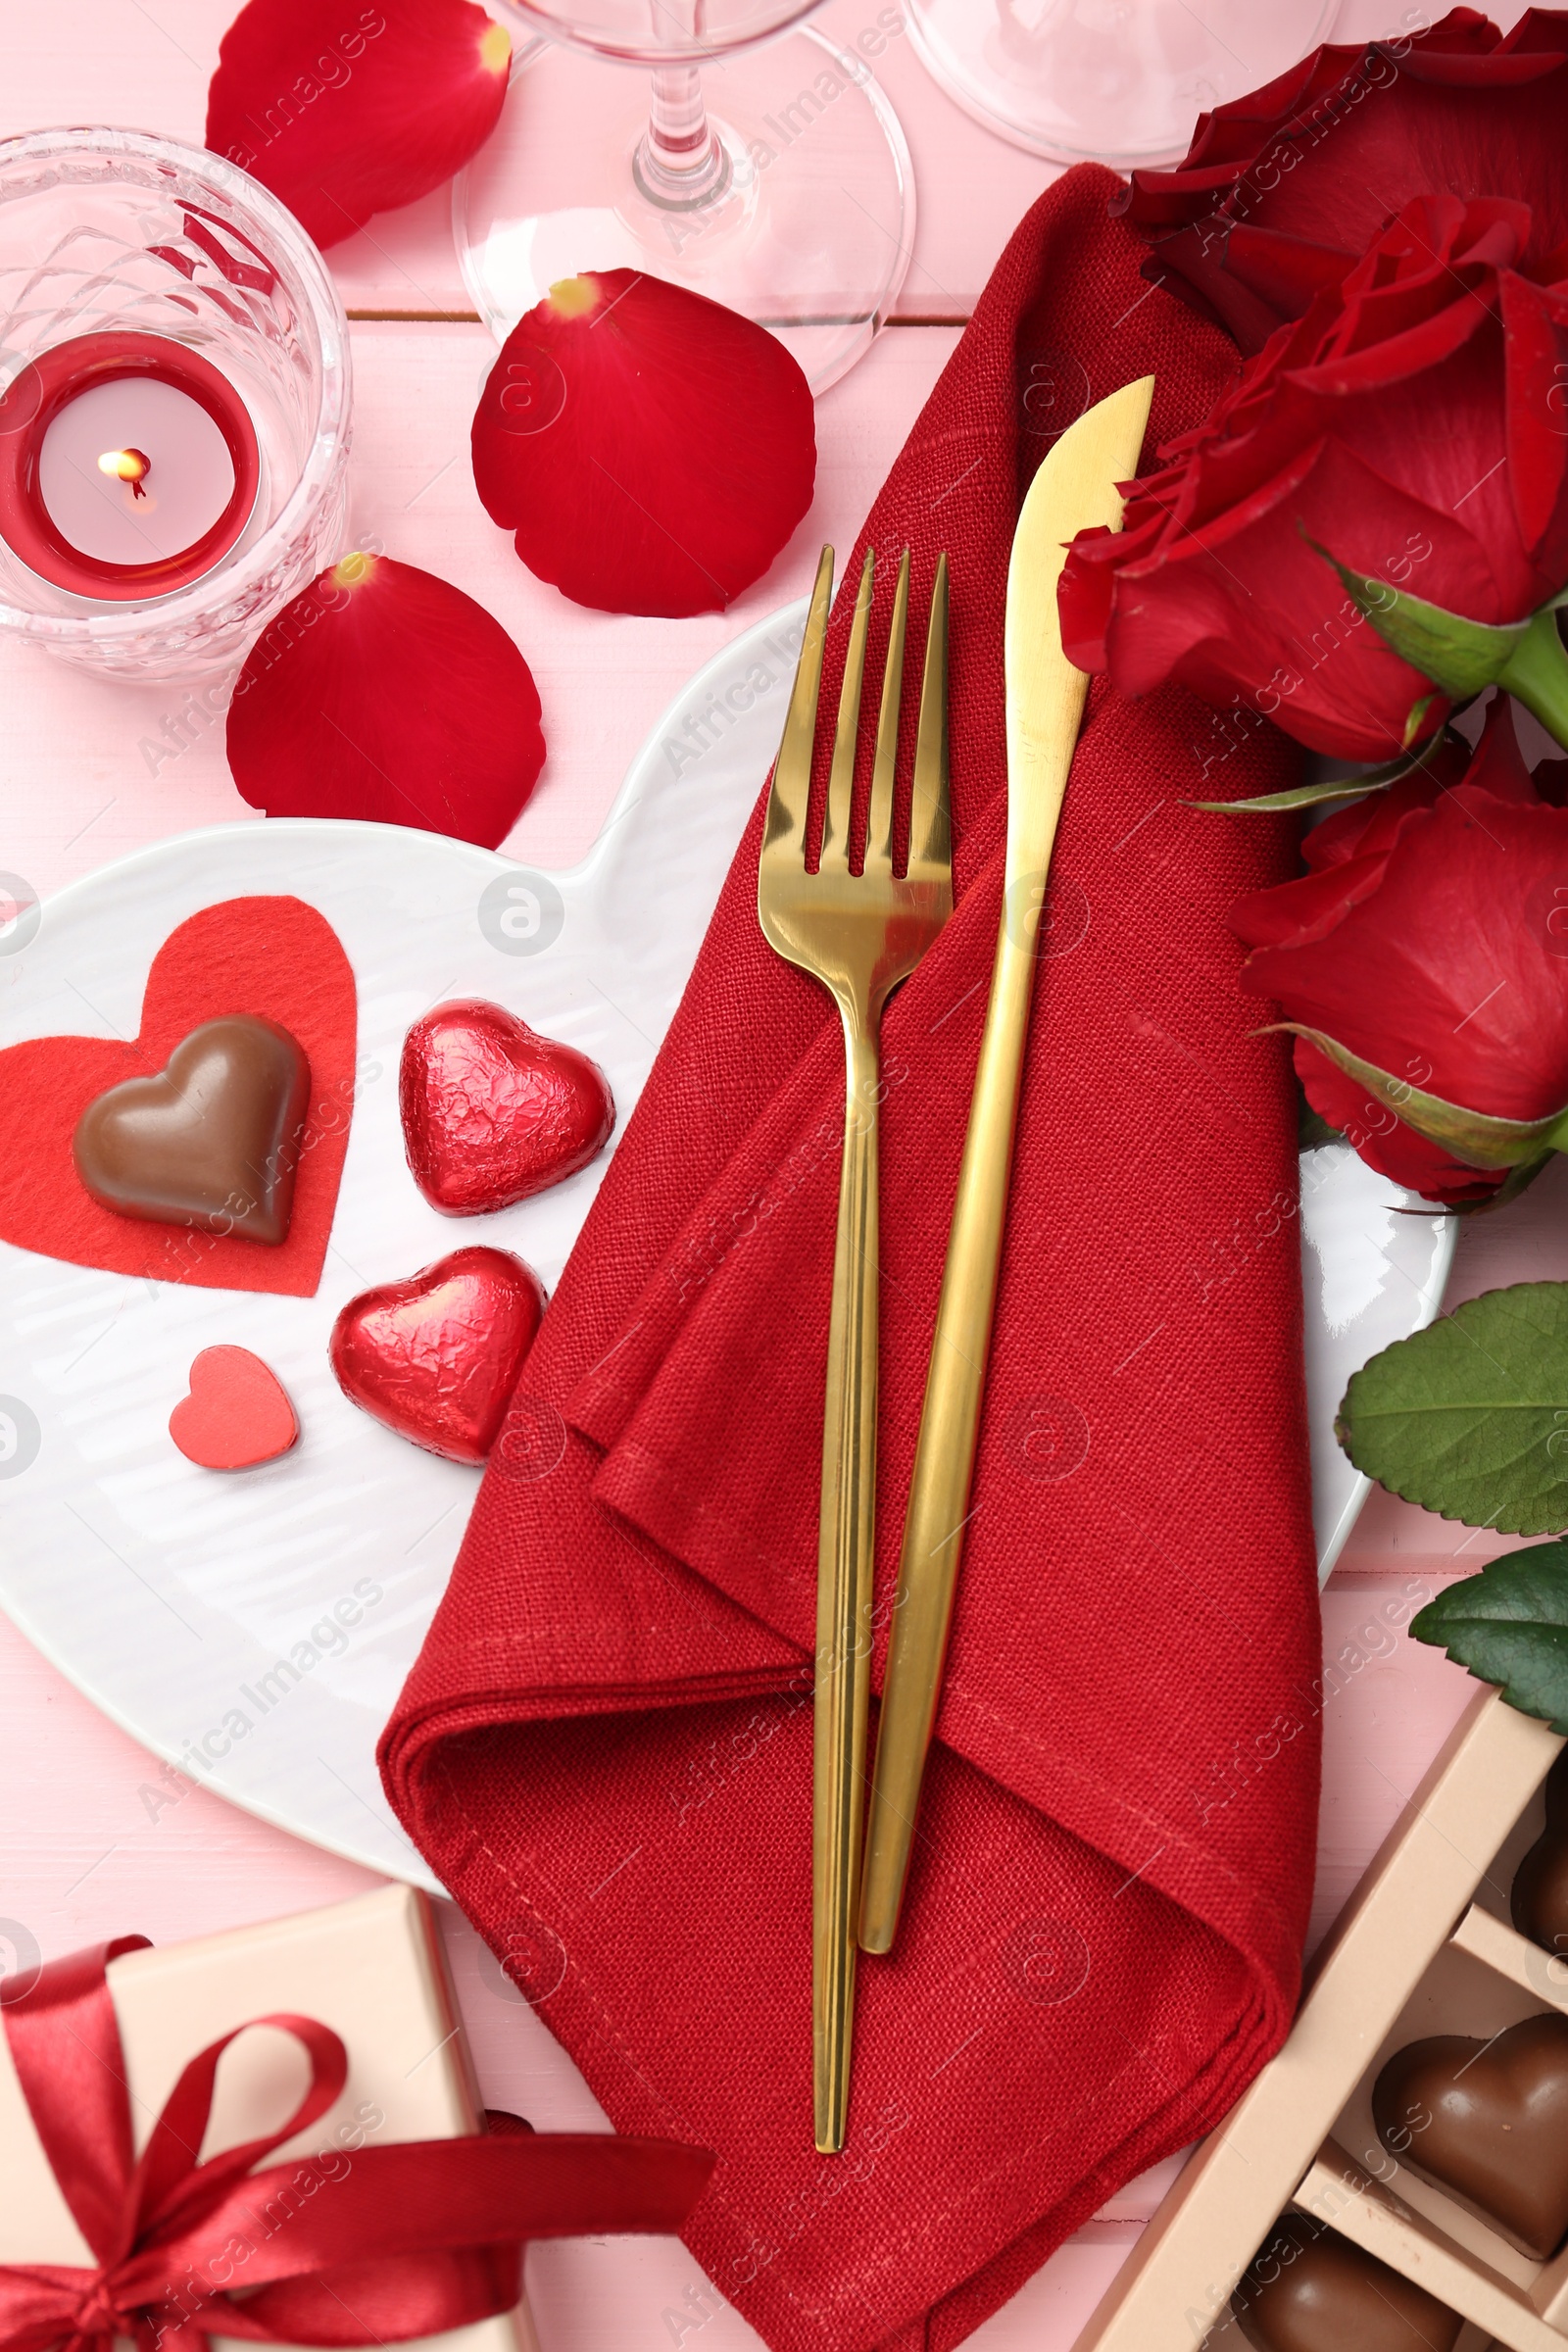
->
xmin=97 ymin=447 xmax=152 ymax=499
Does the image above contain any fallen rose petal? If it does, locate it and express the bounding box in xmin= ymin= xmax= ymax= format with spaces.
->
xmin=226 ymin=554 xmax=545 ymax=849
xmin=207 ymin=0 xmax=510 ymax=250
xmin=472 ymin=270 xmax=816 ymax=616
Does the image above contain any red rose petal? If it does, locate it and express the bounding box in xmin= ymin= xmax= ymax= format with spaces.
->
xmin=1295 ymin=1041 xmax=1506 ymax=1205
xmin=471 ymin=270 xmax=816 ymax=616
xmin=1302 ymin=740 xmax=1475 ymax=875
xmin=226 ymin=555 xmax=545 ymax=849
xmin=1230 ymin=837 xmax=1407 ymax=954
xmin=207 ymin=0 xmax=510 ymax=250
xmin=1503 ymin=272 xmax=1568 ymax=555
xmin=1461 ymin=688 xmax=1546 ymax=804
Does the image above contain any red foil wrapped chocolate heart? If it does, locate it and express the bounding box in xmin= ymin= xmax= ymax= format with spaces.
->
xmin=328 ymin=1245 xmax=546 ymax=1464
xmin=399 ymin=999 xmax=614 ymax=1215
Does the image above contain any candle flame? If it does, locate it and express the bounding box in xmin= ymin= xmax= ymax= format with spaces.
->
xmin=98 ymin=447 xmax=151 ymax=500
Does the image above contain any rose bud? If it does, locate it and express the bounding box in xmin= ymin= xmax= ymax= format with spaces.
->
xmin=226 ymin=553 xmax=545 ymax=850
xmin=207 ymin=0 xmax=511 ymax=250
xmin=1058 ymin=194 xmax=1568 ymax=762
xmin=1230 ymin=699 xmax=1568 ymax=1206
xmin=471 ymin=270 xmax=816 ymax=617
xmin=1116 ymin=10 xmax=1568 ymax=354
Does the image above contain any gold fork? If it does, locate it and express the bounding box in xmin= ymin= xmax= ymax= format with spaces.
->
xmin=758 ymin=540 xmax=953 ymax=2153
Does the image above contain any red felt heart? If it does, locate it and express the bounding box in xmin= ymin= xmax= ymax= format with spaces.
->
xmin=329 ymin=1245 xmax=546 ymax=1464
xmin=399 ymin=999 xmax=614 ymax=1215
xmin=170 ymin=1346 xmax=299 ymax=1470
xmin=0 ymin=898 xmax=357 ymax=1297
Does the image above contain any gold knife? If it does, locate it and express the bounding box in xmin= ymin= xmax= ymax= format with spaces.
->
xmin=858 ymin=374 xmax=1155 ymax=1955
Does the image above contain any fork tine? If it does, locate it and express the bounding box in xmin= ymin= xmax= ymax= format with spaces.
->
xmin=907 ymin=552 xmax=952 ymax=878
xmin=820 ymin=548 xmax=875 ymax=869
xmin=763 ymin=544 xmax=834 ymax=862
xmin=864 ymin=549 xmax=910 ymax=874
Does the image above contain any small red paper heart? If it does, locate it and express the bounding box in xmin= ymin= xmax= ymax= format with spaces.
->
xmin=170 ymin=1346 xmax=300 ymax=1470
xmin=0 ymin=898 xmax=357 ymax=1297
xmin=399 ymin=1000 xmax=614 ymax=1215
xmin=329 ymin=1245 xmax=546 ymax=1464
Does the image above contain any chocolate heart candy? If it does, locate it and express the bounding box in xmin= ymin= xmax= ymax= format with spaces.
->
xmin=1512 ymin=1747 xmax=1568 ymax=1955
xmin=1231 ymin=2212 xmax=1460 ymax=2352
xmin=399 ymin=999 xmax=614 ymax=1215
xmin=1373 ymin=2010 xmax=1568 ymax=2258
xmin=73 ymin=1015 xmax=311 ymax=1246
xmin=328 ymin=1245 xmax=546 ymax=1464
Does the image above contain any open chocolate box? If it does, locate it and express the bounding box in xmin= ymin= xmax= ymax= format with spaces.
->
xmin=1075 ymin=1688 xmax=1568 ymax=2352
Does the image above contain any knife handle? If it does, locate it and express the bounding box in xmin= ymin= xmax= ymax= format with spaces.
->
xmin=858 ymin=906 xmax=1039 ymax=1954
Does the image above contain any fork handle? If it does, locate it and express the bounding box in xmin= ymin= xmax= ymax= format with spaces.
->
xmin=813 ymin=1015 xmax=880 ymax=2154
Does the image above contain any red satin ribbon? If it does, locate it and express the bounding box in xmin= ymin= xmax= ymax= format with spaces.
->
xmin=0 ymin=1938 xmax=711 ymax=2352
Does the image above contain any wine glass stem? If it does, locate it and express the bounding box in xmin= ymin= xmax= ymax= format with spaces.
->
xmin=634 ymin=66 xmax=731 ymax=209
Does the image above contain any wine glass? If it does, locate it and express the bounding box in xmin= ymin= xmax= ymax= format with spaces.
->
xmin=906 ymin=0 xmax=1338 ymax=169
xmin=454 ymin=1 xmax=913 ymax=393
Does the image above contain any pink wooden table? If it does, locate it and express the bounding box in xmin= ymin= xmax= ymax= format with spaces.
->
xmin=0 ymin=4 xmax=1550 ymax=2344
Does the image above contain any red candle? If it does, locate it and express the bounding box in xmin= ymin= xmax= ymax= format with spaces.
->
xmin=0 ymin=333 xmax=260 ymax=602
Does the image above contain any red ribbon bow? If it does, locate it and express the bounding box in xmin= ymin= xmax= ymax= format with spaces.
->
xmin=0 ymin=1937 xmax=711 ymax=2352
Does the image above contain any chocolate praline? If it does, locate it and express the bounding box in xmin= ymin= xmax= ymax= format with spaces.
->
xmin=1231 ymin=2211 xmax=1460 ymax=2352
xmin=73 ymin=1014 xmax=311 ymax=1247
xmin=1373 ymin=2011 xmax=1568 ymax=2260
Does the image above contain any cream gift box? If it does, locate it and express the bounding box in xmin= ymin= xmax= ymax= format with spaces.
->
xmin=1071 ymin=1687 xmax=1568 ymax=2352
xmin=0 ymin=1884 xmax=540 ymax=2352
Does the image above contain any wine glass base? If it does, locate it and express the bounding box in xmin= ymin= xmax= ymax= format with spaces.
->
xmin=455 ymin=26 xmax=914 ymax=392
xmin=907 ymin=0 xmax=1338 ymax=168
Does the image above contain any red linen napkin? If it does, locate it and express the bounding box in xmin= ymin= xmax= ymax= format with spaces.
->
xmin=380 ymin=166 xmax=1320 ymax=2352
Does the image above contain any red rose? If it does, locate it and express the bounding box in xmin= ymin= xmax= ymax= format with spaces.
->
xmin=1058 ymin=194 xmax=1568 ymax=761
xmin=1117 ymin=9 xmax=1568 ymax=355
xmin=1229 ymin=700 xmax=1568 ymax=1205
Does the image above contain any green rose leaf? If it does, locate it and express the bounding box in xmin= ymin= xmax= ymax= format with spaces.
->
xmin=1410 ymin=1542 xmax=1568 ymax=1733
xmin=1306 ymin=536 xmax=1529 ymax=699
xmin=1270 ymin=1024 xmax=1568 ymax=1170
xmin=1336 ymin=1282 xmax=1568 ymax=1534
xmin=1189 ymin=730 xmax=1463 ymax=815
xmin=1305 ymin=538 xmax=1568 ymax=752
xmin=1191 ymin=776 xmax=1390 ymax=813
xmin=1402 ymin=693 xmax=1439 ymax=749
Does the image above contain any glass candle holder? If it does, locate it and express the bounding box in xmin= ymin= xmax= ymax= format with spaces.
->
xmin=0 ymin=127 xmax=351 ymax=683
